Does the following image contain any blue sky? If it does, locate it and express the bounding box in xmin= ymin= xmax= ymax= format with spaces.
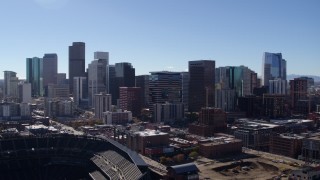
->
xmin=0 ymin=0 xmax=319 ymax=79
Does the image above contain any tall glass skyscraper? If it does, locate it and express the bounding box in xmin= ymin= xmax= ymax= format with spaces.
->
xmin=262 ymin=52 xmax=286 ymax=86
xmin=26 ymin=57 xmax=43 ymax=97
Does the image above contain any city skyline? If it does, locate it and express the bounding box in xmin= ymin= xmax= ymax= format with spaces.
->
xmin=0 ymin=0 xmax=319 ymax=78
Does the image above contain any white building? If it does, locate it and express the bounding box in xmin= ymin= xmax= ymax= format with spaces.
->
xmin=103 ymin=109 xmax=132 ymax=125
xmin=94 ymin=92 xmax=112 ymax=120
xmin=18 ymin=82 xmax=32 ymax=103
xmin=20 ymin=103 xmax=31 ymax=118
xmin=153 ymin=103 xmax=184 ymax=123
xmin=269 ymin=79 xmax=287 ymax=95
xmin=73 ymin=77 xmax=88 ymax=107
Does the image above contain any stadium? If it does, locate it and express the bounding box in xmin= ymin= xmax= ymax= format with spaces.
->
xmin=0 ymin=134 xmax=149 ymax=180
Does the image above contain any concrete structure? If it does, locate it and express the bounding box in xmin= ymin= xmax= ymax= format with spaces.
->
xmin=26 ymin=57 xmax=43 ymax=97
xmin=234 ymin=121 xmax=280 ymax=151
xmin=290 ymin=77 xmax=308 ymax=114
xmin=47 ymin=84 xmax=69 ymax=99
xmin=153 ymin=103 xmax=184 ymax=123
xmin=262 ymin=52 xmax=286 ymax=86
xmin=103 ymin=110 xmax=132 ymax=125
xmin=88 ymin=52 xmax=108 ymax=107
xmin=167 ymin=163 xmax=199 ymax=180
xmin=126 ymin=129 xmax=169 ymax=155
xmin=299 ymin=135 xmax=320 ymax=162
xmin=43 ymin=53 xmax=58 ymax=95
xmin=189 ymin=108 xmax=227 ymax=137
xmin=20 ymin=103 xmax=31 ymax=118
xmin=199 ymin=137 xmax=242 ymax=158
xmin=263 ymin=94 xmax=287 ymax=118
xmin=270 ymin=133 xmax=304 ymax=158
xmin=189 ymin=60 xmax=215 ymax=112
xmin=0 ymin=102 xmax=20 ymax=120
xmin=119 ymin=87 xmax=142 ymax=117
xmin=94 ymin=92 xmax=112 ymax=120
xmin=45 ymin=99 xmax=73 ymax=117
xmin=18 ymin=82 xmax=32 ymax=103
xmin=57 ymin=73 xmax=68 ymax=85
xmin=290 ymin=166 xmax=320 ymax=180
xmin=269 ymin=78 xmax=287 ymax=95
xmin=73 ymin=77 xmax=88 ymax=107
xmin=69 ymin=42 xmax=85 ymax=93
xmin=4 ymin=71 xmax=18 ymax=98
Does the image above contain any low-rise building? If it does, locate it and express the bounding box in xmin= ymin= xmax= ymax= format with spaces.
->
xmin=103 ymin=110 xmax=132 ymax=125
xmin=299 ymin=135 xmax=320 ymax=162
xmin=270 ymin=133 xmax=304 ymax=158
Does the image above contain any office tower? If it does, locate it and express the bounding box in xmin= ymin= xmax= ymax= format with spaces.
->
xmin=57 ymin=73 xmax=68 ymax=85
xmin=43 ymin=53 xmax=58 ymax=87
xmin=108 ymin=65 xmax=116 ymax=98
xmin=73 ymin=77 xmax=88 ymax=108
xmin=18 ymin=82 xmax=32 ymax=103
xmin=149 ymin=71 xmax=182 ymax=108
xmin=94 ymin=92 xmax=112 ymax=120
xmin=110 ymin=62 xmax=135 ymax=105
xmin=262 ymin=52 xmax=286 ymax=86
xmin=88 ymin=52 xmax=108 ymax=107
xmin=269 ymin=79 xmax=287 ymax=94
xmin=69 ymin=42 xmax=85 ymax=93
xmin=4 ymin=71 xmax=18 ymax=98
xmin=188 ymin=60 xmax=215 ymax=112
xmin=135 ymin=75 xmax=150 ymax=108
xmin=119 ymin=87 xmax=142 ymax=117
xmin=290 ymin=78 xmax=308 ymax=113
xmin=26 ymin=57 xmax=43 ymax=97
xmin=228 ymin=66 xmax=256 ymax=97
xmin=181 ymin=72 xmax=189 ymax=111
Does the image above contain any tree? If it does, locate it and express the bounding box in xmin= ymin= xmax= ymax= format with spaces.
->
xmin=189 ymin=151 xmax=199 ymax=159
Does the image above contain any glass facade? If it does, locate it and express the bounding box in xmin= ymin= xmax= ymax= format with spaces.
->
xmin=262 ymin=52 xmax=286 ymax=86
xmin=26 ymin=57 xmax=43 ymax=97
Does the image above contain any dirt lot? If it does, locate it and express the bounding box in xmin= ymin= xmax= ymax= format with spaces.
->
xmin=196 ymin=151 xmax=304 ymax=180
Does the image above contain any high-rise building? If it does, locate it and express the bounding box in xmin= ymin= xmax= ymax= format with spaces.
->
xmin=57 ymin=73 xmax=68 ymax=85
xmin=290 ymin=78 xmax=308 ymax=113
xmin=262 ymin=52 xmax=286 ymax=87
xmin=26 ymin=57 xmax=43 ymax=97
xmin=94 ymin=92 xmax=112 ymax=120
xmin=119 ymin=87 xmax=142 ymax=117
xmin=110 ymin=62 xmax=135 ymax=105
xmin=135 ymin=75 xmax=150 ymax=108
xmin=189 ymin=60 xmax=215 ymax=112
xmin=69 ymin=42 xmax=85 ymax=93
xmin=149 ymin=71 xmax=182 ymax=110
xmin=4 ymin=71 xmax=19 ymax=98
xmin=269 ymin=79 xmax=287 ymax=95
xmin=88 ymin=52 xmax=108 ymax=107
xmin=18 ymin=82 xmax=32 ymax=103
xmin=73 ymin=77 xmax=88 ymax=108
xmin=181 ymin=72 xmax=189 ymax=111
xmin=108 ymin=65 xmax=116 ymax=98
xmin=43 ymin=53 xmax=58 ymax=87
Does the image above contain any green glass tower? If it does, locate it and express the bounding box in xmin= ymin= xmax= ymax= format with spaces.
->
xmin=26 ymin=57 xmax=43 ymax=97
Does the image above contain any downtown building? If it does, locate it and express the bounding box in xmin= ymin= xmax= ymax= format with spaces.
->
xmin=3 ymin=71 xmax=20 ymax=101
xmin=26 ymin=57 xmax=43 ymax=97
xmin=119 ymin=87 xmax=142 ymax=117
xmin=135 ymin=75 xmax=150 ymax=108
xmin=42 ymin=53 xmax=58 ymax=96
xmin=73 ymin=77 xmax=88 ymax=108
xmin=69 ymin=42 xmax=85 ymax=93
xmin=262 ymin=52 xmax=286 ymax=88
xmin=188 ymin=60 xmax=215 ymax=112
xmin=290 ymin=77 xmax=309 ymax=114
xmin=88 ymin=52 xmax=108 ymax=108
xmin=109 ymin=62 xmax=135 ymax=105
xmin=94 ymin=92 xmax=112 ymax=120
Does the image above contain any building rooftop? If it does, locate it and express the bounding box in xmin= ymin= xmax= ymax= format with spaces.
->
xmin=134 ymin=129 xmax=168 ymax=137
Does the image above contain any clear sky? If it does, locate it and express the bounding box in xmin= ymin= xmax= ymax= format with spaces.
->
xmin=0 ymin=0 xmax=319 ymax=79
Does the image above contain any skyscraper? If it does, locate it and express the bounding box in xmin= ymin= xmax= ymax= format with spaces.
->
xmin=110 ymin=62 xmax=135 ymax=105
xmin=4 ymin=71 xmax=17 ymax=97
xmin=88 ymin=52 xmax=108 ymax=107
xmin=69 ymin=42 xmax=85 ymax=93
xmin=26 ymin=57 xmax=43 ymax=97
xmin=94 ymin=92 xmax=112 ymax=120
xmin=119 ymin=87 xmax=142 ymax=117
xmin=73 ymin=77 xmax=88 ymax=108
xmin=149 ymin=71 xmax=182 ymax=108
xmin=262 ymin=52 xmax=286 ymax=87
xmin=135 ymin=75 xmax=150 ymax=108
xmin=43 ymin=53 xmax=58 ymax=87
xmin=188 ymin=60 xmax=215 ymax=112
